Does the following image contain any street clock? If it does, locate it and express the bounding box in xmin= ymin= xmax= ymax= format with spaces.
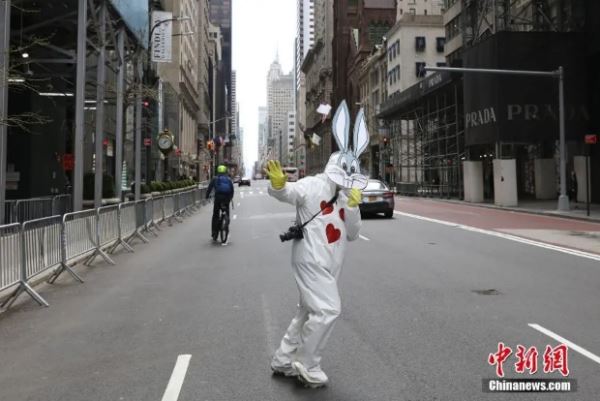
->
xmin=157 ymin=128 xmax=174 ymax=155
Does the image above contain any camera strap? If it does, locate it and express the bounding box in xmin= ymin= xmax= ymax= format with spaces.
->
xmin=299 ymin=193 xmax=339 ymax=229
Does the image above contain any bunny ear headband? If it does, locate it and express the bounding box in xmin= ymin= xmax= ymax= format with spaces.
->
xmin=324 ymin=100 xmax=370 ymax=190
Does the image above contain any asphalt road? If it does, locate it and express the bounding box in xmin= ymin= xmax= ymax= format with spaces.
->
xmin=0 ymin=180 xmax=599 ymax=401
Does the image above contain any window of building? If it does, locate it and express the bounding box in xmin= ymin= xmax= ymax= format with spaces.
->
xmin=436 ymin=62 xmax=447 ymax=67
xmin=409 ymin=8 xmax=416 ymax=14
xmin=446 ymin=15 xmax=460 ymax=40
xmin=415 ymin=62 xmax=426 ymax=78
xmin=415 ymin=36 xmax=426 ymax=51
xmin=436 ymin=37 xmax=445 ymax=52
xmin=424 ymin=9 xmax=427 ymax=15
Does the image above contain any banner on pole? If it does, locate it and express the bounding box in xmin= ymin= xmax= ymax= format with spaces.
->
xmin=151 ymin=11 xmax=172 ymax=62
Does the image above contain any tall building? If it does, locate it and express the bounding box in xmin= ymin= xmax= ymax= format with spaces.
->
xmin=197 ymin=0 xmax=213 ymax=182
xmin=267 ymin=59 xmax=294 ymax=163
xmin=231 ymin=70 xmax=237 ymax=137
xmin=209 ymin=0 xmax=232 ymax=133
xmin=258 ymin=106 xmax=268 ymax=167
xmin=296 ymin=0 xmax=315 ymax=90
xmin=301 ymin=0 xmax=334 ymax=174
xmin=286 ymin=111 xmax=297 ymax=165
xmin=386 ymin=15 xmax=446 ymax=96
xmin=158 ymin=0 xmax=202 ymax=180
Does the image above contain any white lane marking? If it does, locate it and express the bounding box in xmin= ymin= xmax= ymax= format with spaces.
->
xmin=393 ymin=210 xmax=600 ymax=262
xmin=237 ymin=202 xmax=240 ymax=207
xmin=528 ymin=324 xmax=600 ymax=366
xmin=359 ymin=234 xmax=370 ymax=241
xmin=240 ymin=192 xmax=245 ymax=199
xmin=259 ymin=191 xmax=264 ymax=195
xmin=233 ymin=214 xmax=237 ymax=220
xmin=161 ymin=354 xmax=192 ymax=401
xmin=249 ymin=191 xmax=254 ymax=195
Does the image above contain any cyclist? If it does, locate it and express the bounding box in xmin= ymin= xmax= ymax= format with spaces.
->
xmin=206 ymin=165 xmax=234 ymax=241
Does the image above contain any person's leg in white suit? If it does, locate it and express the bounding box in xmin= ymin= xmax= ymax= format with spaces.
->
xmin=292 ymin=261 xmax=342 ymax=386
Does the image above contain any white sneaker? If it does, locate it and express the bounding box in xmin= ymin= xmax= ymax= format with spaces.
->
xmin=271 ymin=361 xmax=298 ymax=377
xmin=292 ymin=361 xmax=329 ymax=388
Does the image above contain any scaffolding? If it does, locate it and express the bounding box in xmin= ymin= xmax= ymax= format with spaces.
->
xmin=462 ymin=0 xmax=585 ymax=47
xmin=383 ymin=76 xmax=464 ymax=198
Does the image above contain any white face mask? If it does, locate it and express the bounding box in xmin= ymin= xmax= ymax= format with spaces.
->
xmin=323 ymin=100 xmax=370 ymax=190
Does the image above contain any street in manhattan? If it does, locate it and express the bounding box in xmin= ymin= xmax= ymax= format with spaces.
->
xmin=1 ymin=180 xmax=599 ymax=401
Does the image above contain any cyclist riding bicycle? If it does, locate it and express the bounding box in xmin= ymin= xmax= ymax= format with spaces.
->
xmin=206 ymin=165 xmax=234 ymax=241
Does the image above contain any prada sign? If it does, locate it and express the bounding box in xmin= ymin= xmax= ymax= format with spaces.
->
xmin=463 ymin=31 xmax=588 ymax=145
xmin=466 ymin=104 xmax=589 ymax=129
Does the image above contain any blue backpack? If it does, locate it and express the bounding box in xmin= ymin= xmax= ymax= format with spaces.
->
xmin=215 ymin=175 xmax=233 ymax=196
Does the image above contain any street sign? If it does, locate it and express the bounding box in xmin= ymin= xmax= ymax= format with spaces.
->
xmin=584 ymin=134 xmax=597 ymax=144
xmin=144 ymin=138 xmax=152 ymax=146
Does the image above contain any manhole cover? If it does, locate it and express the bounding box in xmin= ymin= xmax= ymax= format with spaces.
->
xmin=472 ymin=289 xmax=501 ymax=295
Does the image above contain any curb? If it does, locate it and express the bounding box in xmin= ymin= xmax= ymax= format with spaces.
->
xmin=396 ymin=196 xmax=600 ymax=224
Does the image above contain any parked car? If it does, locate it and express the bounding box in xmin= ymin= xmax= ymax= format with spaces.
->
xmin=239 ymin=177 xmax=251 ymax=186
xmin=359 ymin=179 xmax=394 ymax=218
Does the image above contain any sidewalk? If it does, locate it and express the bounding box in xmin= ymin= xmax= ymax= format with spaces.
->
xmin=395 ymin=196 xmax=600 ymax=256
xmin=410 ymin=197 xmax=600 ymax=223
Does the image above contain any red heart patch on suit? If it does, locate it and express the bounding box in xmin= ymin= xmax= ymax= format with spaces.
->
xmin=339 ymin=208 xmax=345 ymax=222
xmin=325 ymin=223 xmax=341 ymax=244
xmin=320 ymin=200 xmax=334 ymax=215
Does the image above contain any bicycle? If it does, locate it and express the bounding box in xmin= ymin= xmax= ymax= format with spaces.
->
xmin=217 ymin=201 xmax=230 ymax=244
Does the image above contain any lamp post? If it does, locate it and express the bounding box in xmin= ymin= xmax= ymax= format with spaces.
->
xmin=145 ymin=14 xmax=191 ymax=185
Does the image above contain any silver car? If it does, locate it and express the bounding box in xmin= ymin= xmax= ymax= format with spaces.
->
xmin=359 ymin=180 xmax=395 ymax=218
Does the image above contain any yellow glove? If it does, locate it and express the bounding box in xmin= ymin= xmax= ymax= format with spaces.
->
xmin=265 ymin=160 xmax=287 ymax=190
xmin=347 ymin=188 xmax=362 ymax=208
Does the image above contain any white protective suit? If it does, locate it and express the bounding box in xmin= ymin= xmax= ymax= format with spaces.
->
xmin=269 ymin=100 xmax=369 ymax=377
xmin=269 ymin=174 xmax=361 ymax=371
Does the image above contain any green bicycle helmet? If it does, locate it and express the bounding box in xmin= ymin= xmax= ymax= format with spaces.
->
xmin=217 ymin=165 xmax=227 ymax=174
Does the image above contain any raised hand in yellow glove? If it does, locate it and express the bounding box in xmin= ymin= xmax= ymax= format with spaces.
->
xmin=347 ymin=188 xmax=362 ymax=208
xmin=265 ymin=160 xmax=287 ymax=190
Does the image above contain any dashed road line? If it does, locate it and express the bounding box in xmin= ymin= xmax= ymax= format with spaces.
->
xmin=233 ymin=214 xmax=237 ymax=220
xmin=528 ymin=323 xmax=600 ymax=365
xmin=161 ymin=354 xmax=191 ymax=401
xmin=393 ymin=210 xmax=600 ymax=262
xmin=359 ymin=234 xmax=370 ymax=241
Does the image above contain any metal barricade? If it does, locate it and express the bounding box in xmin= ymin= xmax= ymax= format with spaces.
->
xmin=1 ymin=222 xmax=49 ymax=309
xmin=98 ymin=206 xmax=119 ymax=249
xmin=152 ymin=196 xmax=165 ymax=226
xmin=4 ymin=200 xmax=17 ymax=224
xmin=22 ymin=216 xmax=62 ymax=281
xmin=180 ymin=191 xmax=192 ymax=217
xmin=0 ymin=223 xmax=21 ymax=293
xmin=13 ymin=198 xmax=54 ymax=223
xmin=164 ymin=195 xmax=175 ymax=223
xmin=61 ymin=210 xmax=97 ymax=264
xmin=128 ymin=200 xmax=150 ymax=245
xmin=144 ymin=198 xmax=159 ymax=236
xmin=52 ymin=194 xmax=72 ymax=216
xmin=109 ymin=201 xmax=136 ymax=254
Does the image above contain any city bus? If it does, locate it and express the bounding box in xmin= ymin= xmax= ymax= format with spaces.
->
xmin=283 ymin=167 xmax=299 ymax=182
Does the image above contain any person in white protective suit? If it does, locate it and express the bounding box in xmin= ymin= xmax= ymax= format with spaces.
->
xmin=266 ymin=100 xmax=370 ymax=388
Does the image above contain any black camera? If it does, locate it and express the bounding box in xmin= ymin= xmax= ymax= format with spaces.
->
xmin=279 ymin=224 xmax=304 ymax=242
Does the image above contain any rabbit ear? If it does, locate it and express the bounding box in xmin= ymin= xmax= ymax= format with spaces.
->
xmin=332 ymin=100 xmax=350 ymax=152
xmin=353 ymin=107 xmax=369 ymax=157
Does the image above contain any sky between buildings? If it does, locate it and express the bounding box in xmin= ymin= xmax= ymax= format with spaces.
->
xmin=232 ymin=0 xmax=296 ymax=174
